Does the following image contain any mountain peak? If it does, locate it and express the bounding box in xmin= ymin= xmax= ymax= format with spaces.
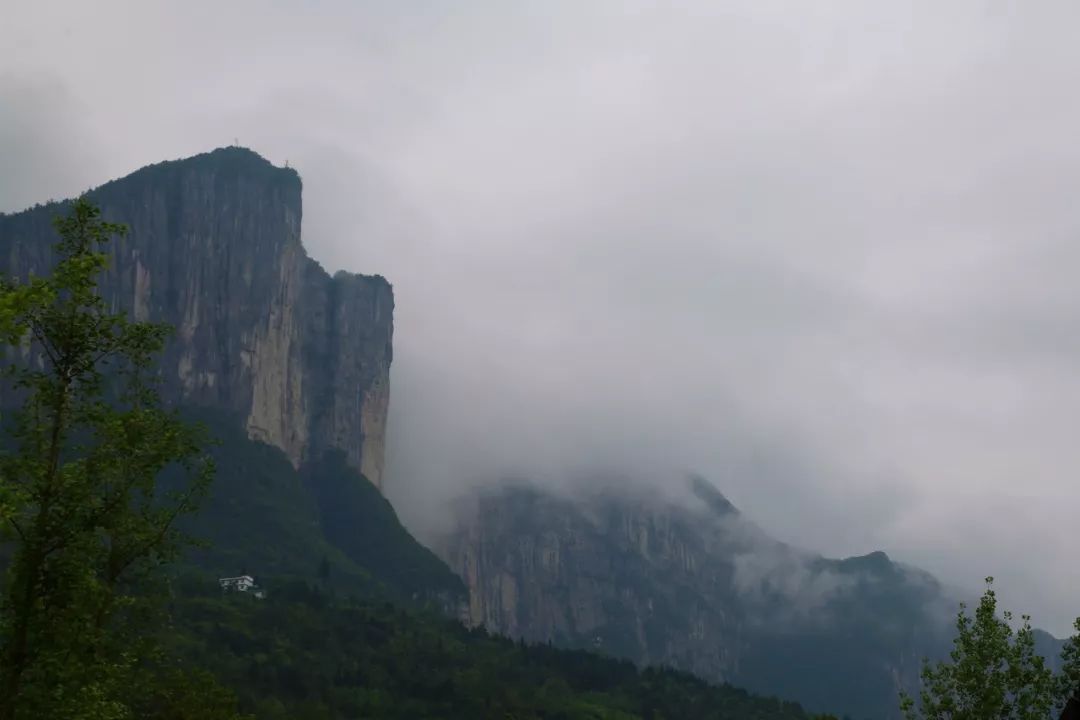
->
xmin=177 ymin=145 xmax=291 ymax=175
xmin=688 ymin=473 xmax=739 ymax=517
xmin=832 ymin=549 xmax=897 ymax=577
xmin=101 ymin=145 xmax=300 ymax=198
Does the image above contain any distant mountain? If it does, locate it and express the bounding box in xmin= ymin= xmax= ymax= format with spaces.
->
xmin=437 ymin=476 xmax=967 ymax=719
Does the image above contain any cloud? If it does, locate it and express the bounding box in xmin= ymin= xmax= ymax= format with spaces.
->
xmin=731 ymin=549 xmax=857 ymax=623
xmin=3 ymin=1 xmax=1080 ymax=636
xmin=0 ymin=75 xmax=102 ymax=213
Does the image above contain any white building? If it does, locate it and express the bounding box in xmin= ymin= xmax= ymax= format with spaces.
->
xmin=219 ymin=575 xmax=257 ymax=593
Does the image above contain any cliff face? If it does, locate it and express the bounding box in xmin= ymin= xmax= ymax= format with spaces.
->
xmin=444 ymin=482 xmax=747 ymax=674
xmin=438 ymin=477 xmax=955 ymax=719
xmin=0 ymin=147 xmax=393 ymax=489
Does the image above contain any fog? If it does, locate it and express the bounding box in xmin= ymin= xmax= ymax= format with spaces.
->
xmin=2 ymin=1 xmax=1079 ymax=635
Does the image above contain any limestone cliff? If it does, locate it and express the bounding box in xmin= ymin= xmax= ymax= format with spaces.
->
xmin=0 ymin=147 xmax=393 ymax=489
xmin=437 ymin=477 xmax=955 ymax=719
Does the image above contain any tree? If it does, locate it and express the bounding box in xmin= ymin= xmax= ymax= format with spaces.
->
xmin=0 ymin=199 xmax=236 ymax=719
xmin=900 ymin=577 xmax=1080 ymax=720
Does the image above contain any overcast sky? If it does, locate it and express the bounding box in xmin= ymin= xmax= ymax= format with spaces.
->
xmin=3 ymin=1 xmax=1079 ymax=635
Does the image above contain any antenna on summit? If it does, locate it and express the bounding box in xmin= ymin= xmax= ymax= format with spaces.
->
xmin=233 ymin=137 xmax=239 ymax=147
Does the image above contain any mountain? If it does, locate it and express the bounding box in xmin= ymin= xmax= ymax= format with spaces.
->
xmin=0 ymin=147 xmax=462 ymax=607
xmin=437 ymin=476 xmax=960 ymax=719
xmin=0 ymin=150 xmax=827 ymax=719
xmin=172 ymin=408 xmax=466 ymax=608
xmin=0 ymin=147 xmax=392 ymax=488
xmin=4 ymin=147 xmax=1067 ymax=719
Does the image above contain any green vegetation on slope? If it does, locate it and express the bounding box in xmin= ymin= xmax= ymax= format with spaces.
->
xmin=172 ymin=409 xmax=465 ymax=608
xmin=168 ymin=577 xmax=816 ymax=720
xmin=304 ymin=449 xmax=465 ymax=604
xmin=163 ymin=419 xmax=824 ymax=719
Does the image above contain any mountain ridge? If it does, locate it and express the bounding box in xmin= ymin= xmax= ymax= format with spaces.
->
xmin=436 ymin=474 xmax=966 ymax=718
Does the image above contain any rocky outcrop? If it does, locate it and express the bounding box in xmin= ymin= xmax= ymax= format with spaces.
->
xmin=0 ymin=147 xmax=393 ymax=488
xmin=443 ymin=482 xmax=747 ymax=672
xmin=437 ymin=477 xmax=956 ymax=719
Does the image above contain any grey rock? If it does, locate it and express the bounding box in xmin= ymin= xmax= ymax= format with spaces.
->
xmin=437 ymin=476 xmax=959 ymax=719
xmin=0 ymin=147 xmax=393 ymax=488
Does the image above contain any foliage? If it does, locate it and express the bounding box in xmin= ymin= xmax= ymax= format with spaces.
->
xmin=163 ymin=434 xmax=829 ymax=719
xmin=167 ymin=577 xmax=818 ymax=720
xmin=169 ymin=410 xmax=464 ymax=608
xmin=0 ymin=199 xmax=241 ymax=719
xmin=304 ymin=449 xmax=465 ymax=604
xmin=899 ymin=577 xmax=1080 ymax=720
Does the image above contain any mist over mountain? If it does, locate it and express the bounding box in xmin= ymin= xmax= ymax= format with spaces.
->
xmin=435 ymin=474 xmax=956 ymax=718
xmin=4 ymin=4 xmax=1080 ymax=719
xmin=433 ymin=471 xmax=1071 ymax=717
xmin=6 ymin=3 xmax=1080 ymax=637
xmin=0 ymin=146 xmax=847 ymax=720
